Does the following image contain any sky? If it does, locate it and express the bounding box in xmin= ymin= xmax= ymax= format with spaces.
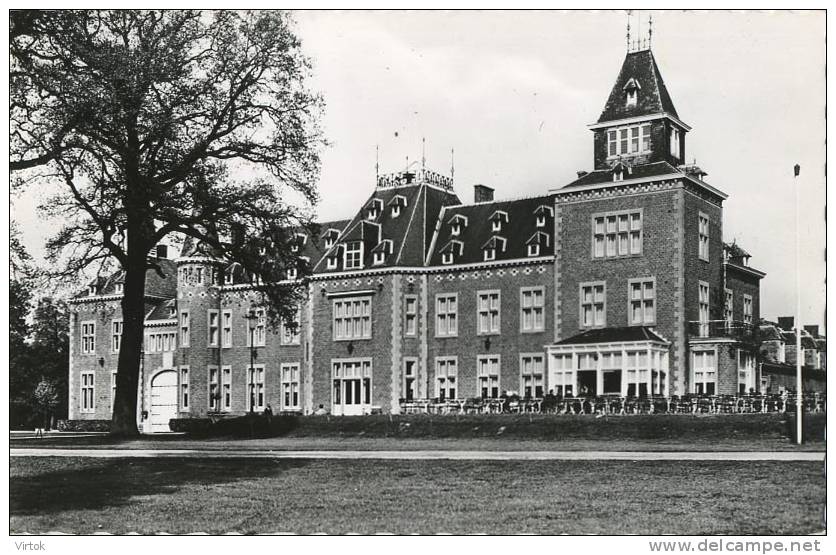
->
xmin=10 ymin=10 xmax=827 ymax=329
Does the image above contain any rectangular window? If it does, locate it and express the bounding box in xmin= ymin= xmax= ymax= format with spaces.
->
xmin=435 ymin=357 xmax=457 ymax=401
xmin=724 ymin=289 xmax=734 ymax=326
xmin=281 ymin=363 xmax=300 ymax=410
xmin=628 ymin=278 xmax=655 ymax=325
xmin=404 ymin=295 xmax=418 ymax=336
xmin=81 ymin=321 xmax=96 ymax=354
xmin=593 ymin=210 xmax=642 ymax=259
xmin=520 ymin=287 xmax=545 ymax=332
xmin=111 ymin=320 xmax=123 ymax=353
xmin=332 ymin=359 xmax=373 ymax=408
xmin=403 ymin=358 xmax=417 ymax=401
xmin=110 ymin=371 xmax=117 ymax=411
xmin=180 ymin=366 xmax=189 ymax=411
xmin=699 ymin=281 xmax=710 ymax=337
xmin=180 ymin=311 xmax=190 ymax=347
xmin=477 ymin=290 xmax=501 ymax=334
xmin=670 ymin=127 xmax=681 ymax=158
xmin=207 ymin=310 xmax=219 ymax=347
xmin=640 ymin=124 xmax=651 ymax=152
xmin=208 ymin=366 xmax=219 ymax=411
xmin=608 ymin=124 xmax=652 ymax=157
xmin=608 ymin=130 xmax=617 ymax=157
xmin=520 ymin=354 xmax=544 ymax=398
xmin=698 ymin=213 xmax=710 ymax=261
xmin=333 ymin=297 xmax=372 ymax=340
xmin=247 ymin=364 xmax=265 ymax=412
xmin=743 ymin=294 xmax=753 ymax=324
xmin=281 ymin=307 xmax=301 ymax=345
xmin=693 ymin=350 xmax=717 ymax=395
xmin=624 ymin=351 xmax=650 ymax=397
xmin=81 ymin=371 xmax=95 ymax=412
xmin=738 ymin=351 xmax=755 ymax=394
xmin=344 ymin=241 xmax=363 ymax=269
xmin=221 ymin=310 xmax=232 ymax=348
xmin=251 ymin=308 xmax=267 ymax=347
xmin=221 ymin=366 xmax=232 ymax=411
xmin=477 ymin=355 xmax=501 ymax=399
xmin=580 ymin=282 xmax=606 ymax=328
xmin=435 ymin=293 xmax=458 ymax=337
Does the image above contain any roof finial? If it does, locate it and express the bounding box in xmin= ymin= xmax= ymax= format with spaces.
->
xmin=422 ymin=137 xmax=426 ymax=171
xmin=648 ymin=13 xmax=653 ymax=50
xmin=375 ymin=144 xmax=379 ymax=182
xmin=450 ymin=147 xmax=455 ymax=180
xmin=626 ymin=10 xmax=632 ymax=52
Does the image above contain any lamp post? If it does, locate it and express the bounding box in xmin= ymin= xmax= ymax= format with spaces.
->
xmin=244 ymin=309 xmax=258 ymax=413
xmin=793 ymin=164 xmax=802 ymax=444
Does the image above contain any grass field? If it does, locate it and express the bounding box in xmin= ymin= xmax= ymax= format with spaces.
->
xmin=10 ymin=456 xmax=825 ymax=535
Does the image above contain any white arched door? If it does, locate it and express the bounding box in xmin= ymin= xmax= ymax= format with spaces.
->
xmin=149 ymin=370 xmax=178 ymax=433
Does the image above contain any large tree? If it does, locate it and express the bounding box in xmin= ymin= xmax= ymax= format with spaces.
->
xmin=10 ymin=10 xmax=323 ymax=436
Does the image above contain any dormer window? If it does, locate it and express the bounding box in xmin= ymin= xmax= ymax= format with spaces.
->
xmin=484 ymin=248 xmax=496 ymax=261
xmin=481 ymin=236 xmax=506 ymax=261
xmin=626 ymin=89 xmax=637 ymax=106
xmin=115 ymin=283 xmax=124 ymax=294
xmin=224 ymin=268 xmax=234 ymax=284
xmin=526 ymin=231 xmax=550 ymax=257
xmin=451 ymin=223 xmax=461 ymax=236
xmin=366 ymin=198 xmax=383 ymax=221
xmin=439 ymin=240 xmax=463 ymax=265
xmin=344 ymin=241 xmax=363 ymax=269
xmin=612 ymin=163 xmax=631 ymax=182
xmin=292 ymin=233 xmax=307 ymax=253
xmin=168 ymin=306 xmax=177 ymax=319
xmin=391 ymin=205 xmax=401 ymax=218
xmin=489 ymin=211 xmax=508 ymax=233
xmin=326 ymin=256 xmax=338 ymax=270
xmin=373 ymin=252 xmax=385 ymax=265
xmin=371 ymin=239 xmax=393 ymax=266
xmin=287 ymin=268 xmax=297 ymax=281
xmin=534 ymin=205 xmax=553 ymax=228
xmin=527 ymin=244 xmax=540 ymax=257
xmin=325 ymin=237 xmax=334 ymax=249
xmin=388 ymin=195 xmax=407 ymax=218
xmin=88 ymin=285 xmax=97 ymax=296
xmin=448 ymin=214 xmax=468 ymax=237
xmin=623 ymin=78 xmax=641 ymax=108
xmin=442 ymin=252 xmax=454 ymax=265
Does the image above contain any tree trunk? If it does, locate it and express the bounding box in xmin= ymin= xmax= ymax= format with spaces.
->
xmin=110 ymin=245 xmax=149 ymax=437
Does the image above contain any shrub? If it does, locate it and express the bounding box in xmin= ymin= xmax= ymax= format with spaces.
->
xmin=56 ymin=419 xmax=111 ymax=432
xmin=170 ymin=414 xmax=299 ymax=438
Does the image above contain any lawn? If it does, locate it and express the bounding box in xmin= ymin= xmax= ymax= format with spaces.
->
xmin=10 ymin=457 xmax=825 ymax=535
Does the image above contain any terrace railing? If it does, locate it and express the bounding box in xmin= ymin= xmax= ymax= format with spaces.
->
xmin=687 ymin=320 xmax=756 ymax=341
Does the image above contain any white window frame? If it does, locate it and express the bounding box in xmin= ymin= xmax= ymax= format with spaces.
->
xmin=111 ymin=320 xmax=123 ymax=353
xmin=333 ymin=296 xmax=372 ymax=341
xmin=208 ymin=366 xmax=220 ymax=412
xmin=477 ymin=290 xmax=501 ymax=335
xmin=692 ymin=349 xmax=717 ymax=395
xmin=391 ymin=204 xmax=401 ymax=218
xmin=326 ymin=256 xmax=338 ymax=270
xmin=344 ymin=241 xmax=363 ymax=270
xmin=281 ymin=363 xmax=301 ymax=410
xmin=520 ymin=287 xmax=545 ymax=333
xmin=519 ymin=353 xmax=545 ymax=399
xmin=180 ymin=366 xmax=190 ymax=412
xmin=80 ymin=321 xmax=96 ymax=354
xmin=579 ymin=281 xmax=606 ymax=329
xmin=527 ymin=243 xmax=540 ymax=257
xmin=247 ymin=364 xmax=266 ymax=412
xmin=207 ymin=310 xmax=219 ymax=347
xmin=287 ymin=267 xmax=298 ymax=281
xmin=281 ymin=307 xmax=302 ymax=345
xmin=483 ymin=248 xmax=496 ymax=261
xmin=607 ymin=123 xmax=651 ymax=158
xmin=451 ymin=223 xmax=462 ymax=236
xmin=670 ymin=127 xmax=681 ymax=158
xmin=221 ymin=365 xmax=232 ymax=411
xmin=332 ymin=358 xmax=373 ymax=409
xmin=491 ymin=220 xmax=502 ymax=232
xmin=110 ymin=370 xmax=117 ymax=411
xmin=477 ymin=355 xmax=501 ymax=399
xmin=435 ymin=293 xmax=458 ymax=337
xmin=698 ymin=212 xmax=710 ymax=262
xmin=442 ymin=252 xmax=454 ymax=265
xmin=592 ymin=209 xmax=643 ymax=259
xmin=435 ymin=357 xmax=458 ymax=401
xmin=80 ymin=371 xmax=95 ymax=413
xmin=372 ymin=251 xmax=385 ymax=266
xmin=724 ymin=288 xmax=734 ymax=326
xmin=743 ymin=294 xmax=753 ymax=325
xmin=403 ymin=358 xmax=418 ymax=401
xmin=221 ymin=310 xmax=233 ymax=348
xmin=698 ymin=281 xmax=710 ymax=337
xmin=626 ymin=88 xmax=637 ymax=107
xmin=404 ymin=295 xmax=418 ymax=336
xmin=628 ymin=277 xmax=656 ymax=325
xmin=250 ymin=308 xmax=267 ymax=347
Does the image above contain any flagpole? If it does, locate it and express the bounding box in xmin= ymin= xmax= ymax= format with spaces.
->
xmin=794 ymin=163 xmax=802 ymax=445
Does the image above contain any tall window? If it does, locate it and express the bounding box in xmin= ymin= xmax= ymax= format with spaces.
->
xmin=404 ymin=295 xmax=418 ymax=336
xmin=180 ymin=366 xmax=189 ymax=411
xmin=333 ymin=297 xmax=372 ymax=340
xmin=180 ymin=311 xmax=190 ymax=347
xmin=221 ymin=366 xmax=232 ymax=411
xmin=670 ymin=127 xmax=681 ymax=158
xmin=281 ymin=363 xmax=300 ymax=410
xmin=738 ymin=351 xmax=755 ymax=394
xmin=625 ymin=351 xmax=649 ymax=397
xmin=110 ymin=371 xmax=117 ymax=411
xmin=743 ymin=295 xmax=753 ymax=325
xmin=520 ymin=354 xmax=544 ymax=398
xmin=724 ymin=289 xmax=734 ymax=326
xmin=208 ymin=366 xmax=219 ymax=411
xmin=247 ymin=365 xmax=265 ymax=412
xmin=81 ymin=372 xmax=95 ymax=412
xmin=344 ymin=241 xmax=363 ymax=269
xmin=435 ymin=294 xmax=458 ymax=337
xmin=207 ymin=310 xmax=219 ymax=346
xmin=403 ymin=359 xmax=417 ymax=401
xmin=628 ymin=278 xmax=655 ymax=325
xmin=698 ymin=213 xmax=710 ymax=261
xmin=593 ymin=211 xmax=642 ymax=258
xmin=281 ymin=307 xmax=301 ymax=345
xmin=580 ymin=282 xmax=606 ymax=328
xmin=477 ymin=355 xmax=501 ymax=399
xmin=520 ymin=287 xmax=545 ymax=332
xmin=435 ymin=357 xmax=457 ymax=400
xmin=81 ymin=321 xmax=96 ymax=354
xmin=693 ymin=350 xmax=716 ymax=395
xmin=111 ymin=320 xmax=123 ymax=353
xmin=477 ymin=291 xmax=501 ymax=334
xmin=698 ymin=282 xmax=710 ymax=337
xmin=221 ymin=310 xmax=233 ymax=347
xmin=607 ymin=124 xmax=651 ymax=157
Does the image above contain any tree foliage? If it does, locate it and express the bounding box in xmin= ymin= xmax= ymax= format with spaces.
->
xmin=10 ymin=10 xmax=324 ymax=435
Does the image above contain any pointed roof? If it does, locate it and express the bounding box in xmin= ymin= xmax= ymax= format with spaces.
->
xmin=597 ymin=49 xmax=679 ymax=125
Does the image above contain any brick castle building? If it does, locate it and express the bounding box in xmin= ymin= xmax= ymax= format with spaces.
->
xmin=68 ymin=43 xmax=771 ymax=431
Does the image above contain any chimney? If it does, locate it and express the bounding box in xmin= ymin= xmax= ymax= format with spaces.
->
xmin=804 ymin=325 xmax=819 ymax=338
xmin=473 ymin=184 xmax=494 ymax=203
xmin=577 ymin=170 xmax=588 ymax=178
xmin=777 ymin=316 xmax=794 ymax=331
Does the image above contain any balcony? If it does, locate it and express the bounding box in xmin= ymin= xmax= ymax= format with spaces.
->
xmin=687 ymin=320 xmax=755 ymax=341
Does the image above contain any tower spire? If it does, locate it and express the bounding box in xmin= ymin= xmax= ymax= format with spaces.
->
xmin=648 ymin=13 xmax=653 ymax=50
xmin=626 ymin=10 xmax=631 ymax=52
xmin=422 ymin=137 xmax=426 ymax=171
xmin=450 ymin=147 xmax=455 ymax=181
xmin=375 ymin=144 xmax=379 ymax=182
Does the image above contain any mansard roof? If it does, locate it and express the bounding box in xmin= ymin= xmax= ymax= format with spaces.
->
xmin=427 ymin=194 xmax=554 ymax=266
xmin=75 ymin=257 xmax=177 ymax=299
xmin=146 ymin=298 xmax=177 ymax=322
xmin=597 ymin=49 xmax=679 ymax=125
xmin=562 ymin=161 xmax=680 ymax=189
xmin=554 ymin=325 xmax=669 ymax=346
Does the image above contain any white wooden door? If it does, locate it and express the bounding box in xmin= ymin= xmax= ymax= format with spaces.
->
xmin=150 ymin=370 xmax=178 ymax=432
